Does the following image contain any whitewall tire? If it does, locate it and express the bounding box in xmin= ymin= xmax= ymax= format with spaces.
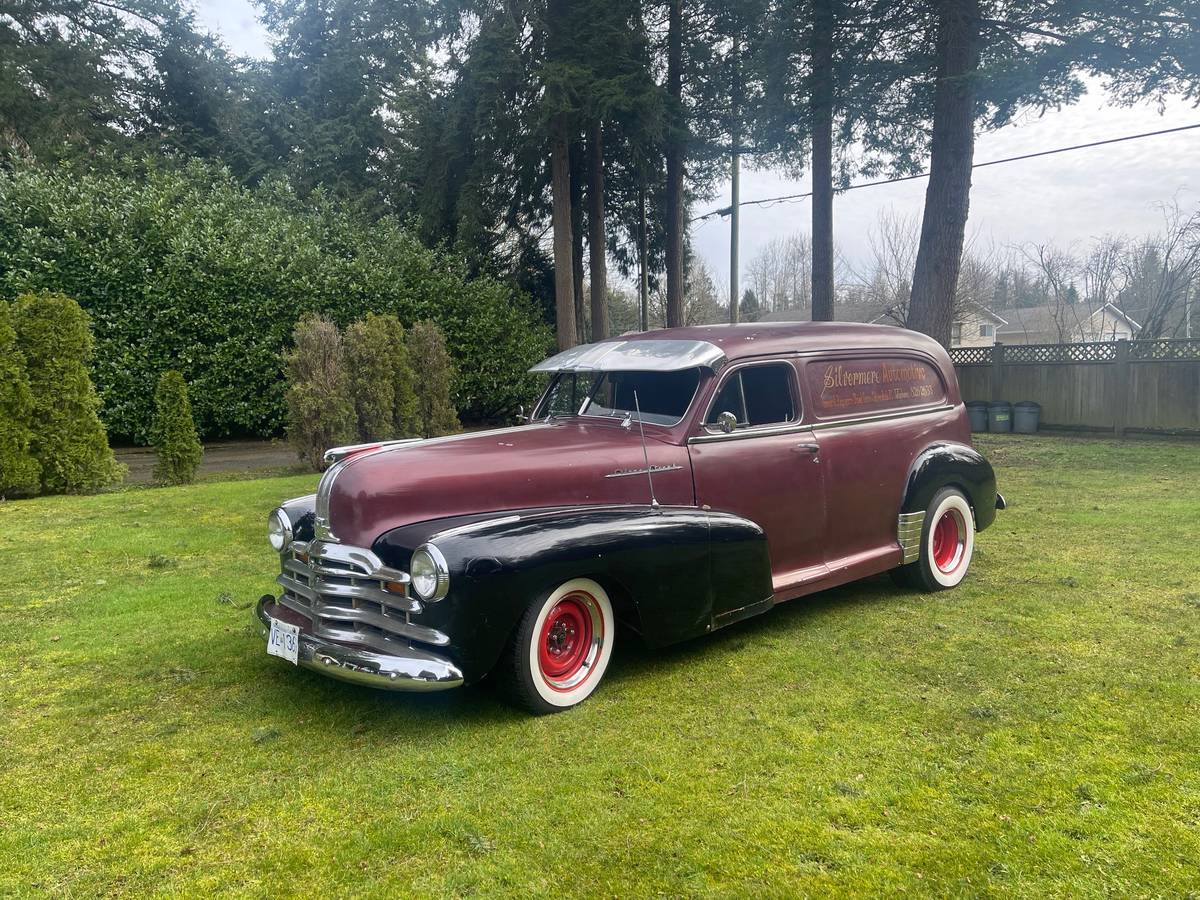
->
xmin=506 ymin=578 xmax=615 ymax=713
xmin=891 ymin=487 xmax=976 ymax=592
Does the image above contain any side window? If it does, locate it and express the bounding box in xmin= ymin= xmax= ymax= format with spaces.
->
xmin=706 ymin=364 xmax=795 ymax=428
xmin=806 ymin=356 xmax=946 ymax=418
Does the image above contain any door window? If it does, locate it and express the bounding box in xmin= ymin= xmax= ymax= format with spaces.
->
xmin=706 ymin=364 xmax=796 ymax=429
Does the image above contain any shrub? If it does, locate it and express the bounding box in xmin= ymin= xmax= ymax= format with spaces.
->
xmin=408 ymin=321 xmax=460 ymax=439
xmin=0 ymin=162 xmax=555 ymax=441
xmin=150 ymin=371 xmax=203 ymax=485
xmin=285 ymin=313 xmax=355 ymax=470
xmin=377 ymin=314 xmax=419 ymax=437
xmin=11 ymin=291 xmax=124 ymax=494
xmin=0 ymin=301 xmax=40 ymax=498
xmin=344 ymin=313 xmax=418 ymax=441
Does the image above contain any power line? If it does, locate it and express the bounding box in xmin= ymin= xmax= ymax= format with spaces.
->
xmin=691 ymin=122 xmax=1200 ymax=224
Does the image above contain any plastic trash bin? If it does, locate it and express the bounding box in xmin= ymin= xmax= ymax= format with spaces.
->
xmin=966 ymin=401 xmax=989 ymax=433
xmin=1013 ymin=401 xmax=1041 ymax=434
xmin=987 ymin=401 xmax=1012 ymax=433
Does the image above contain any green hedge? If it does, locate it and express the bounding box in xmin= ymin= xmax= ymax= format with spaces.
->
xmin=0 ymin=161 xmax=554 ymax=442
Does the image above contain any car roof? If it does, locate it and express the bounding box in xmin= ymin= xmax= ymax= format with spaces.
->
xmin=613 ymin=321 xmax=946 ymax=363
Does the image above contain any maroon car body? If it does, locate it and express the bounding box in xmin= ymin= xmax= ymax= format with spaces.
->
xmin=256 ymin=322 xmax=1001 ymax=711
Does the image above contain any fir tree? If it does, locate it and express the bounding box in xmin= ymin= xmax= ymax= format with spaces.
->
xmin=284 ymin=314 xmax=355 ymax=471
xmin=344 ymin=313 xmax=419 ymax=441
xmin=11 ymin=292 xmax=124 ymax=494
xmin=0 ymin=301 xmax=40 ymax=498
xmin=407 ymin=321 xmax=460 ymax=439
xmin=150 ymin=371 xmax=203 ymax=485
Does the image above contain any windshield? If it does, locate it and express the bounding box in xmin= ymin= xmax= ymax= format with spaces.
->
xmin=536 ymin=368 xmax=701 ymax=426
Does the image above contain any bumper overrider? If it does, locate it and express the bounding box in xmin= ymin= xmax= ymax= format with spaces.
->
xmin=255 ymin=596 xmax=463 ymax=690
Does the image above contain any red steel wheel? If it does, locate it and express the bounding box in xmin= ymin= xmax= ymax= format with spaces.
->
xmin=931 ymin=509 xmax=966 ymax=574
xmin=506 ymin=578 xmax=615 ymax=713
xmin=537 ymin=594 xmax=595 ymax=684
xmin=891 ymin=487 xmax=976 ymax=592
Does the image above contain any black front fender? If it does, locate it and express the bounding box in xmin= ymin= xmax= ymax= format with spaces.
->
xmin=373 ymin=505 xmax=771 ymax=682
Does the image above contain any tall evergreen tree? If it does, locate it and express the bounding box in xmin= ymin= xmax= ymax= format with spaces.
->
xmin=261 ymin=0 xmax=432 ymax=213
xmin=0 ymin=0 xmax=164 ymax=163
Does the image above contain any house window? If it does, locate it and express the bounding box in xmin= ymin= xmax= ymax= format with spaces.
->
xmin=951 ymin=323 xmax=963 ymax=344
xmin=979 ymin=323 xmax=995 ymax=338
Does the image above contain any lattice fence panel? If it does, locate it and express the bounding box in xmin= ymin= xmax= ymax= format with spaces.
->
xmin=1004 ymin=341 xmax=1118 ymax=364
xmin=948 ymin=346 xmax=992 ymax=365
xmin=1129 ymin=338 xmax=1200 ymax=361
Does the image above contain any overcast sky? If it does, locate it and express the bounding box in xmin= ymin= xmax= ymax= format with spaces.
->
xmin=193 ymin=0 xmax=1199 ymax=286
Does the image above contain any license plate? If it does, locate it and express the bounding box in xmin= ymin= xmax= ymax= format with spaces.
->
xmin=267 ymin=619 xmax=300 ymax=665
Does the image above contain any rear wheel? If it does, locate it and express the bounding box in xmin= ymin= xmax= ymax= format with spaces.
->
xmin=891 ymin=487 xmax=975 ymax=592
xmin=505 ymin=578 xmax=615 ymax=713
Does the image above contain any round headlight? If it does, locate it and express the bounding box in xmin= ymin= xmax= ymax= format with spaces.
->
xmin=268 ymin=508 xmax=292 ymax=552
xmin=410 ymin=544 xmax=449 ymax=602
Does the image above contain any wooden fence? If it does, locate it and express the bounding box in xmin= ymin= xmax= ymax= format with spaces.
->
xmin=949 ymin=338 xmax=1200 ymax=435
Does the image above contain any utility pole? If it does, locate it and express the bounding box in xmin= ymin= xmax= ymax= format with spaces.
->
xmin=638 ymin=184 xmax=649 ymax=332
xmin=729 ymin=32 xmax=741 ymax=325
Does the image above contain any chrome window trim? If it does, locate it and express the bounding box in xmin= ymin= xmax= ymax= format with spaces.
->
xmin=690 ymin=421 xmax=814 ymax=444
xmin=696 ymin=360 xmax=801 ymax=440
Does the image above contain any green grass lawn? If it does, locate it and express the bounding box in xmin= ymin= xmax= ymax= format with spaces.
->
xmin=2 ymin=434 xmax=1198 ymax=896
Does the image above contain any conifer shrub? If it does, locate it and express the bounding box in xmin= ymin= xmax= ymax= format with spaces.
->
xmin=285 ymin=313 xmax=355 ymax=470
xmin=407 ymin=321 xmax=461 ymax=439
xmin=12 ymin=292 xmax=124 ymax=494
xmin=378 ymin=314 xmax=419 ymax=438
xmin=150 ymin=371 xmax=203 ymax=485
xmin=0 ymin=301 xmax=40 ymax=498
xmin=345 ymin=314 xmax=395 ymax=442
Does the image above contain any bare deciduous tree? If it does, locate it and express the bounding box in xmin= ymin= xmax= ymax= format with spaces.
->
xmin=746 ymin=234 xmax=813 ymax=315
xmin=1020 ymin=242 xmax=1083 ymax=342
xmin=852 ymin=209 xmax=919 ymax=325
xmin=1119 ymin=202 xmax=1200 ymax=339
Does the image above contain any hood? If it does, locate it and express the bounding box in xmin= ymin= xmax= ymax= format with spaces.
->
xmin=324 ymin=422 xmax=694 ymax=547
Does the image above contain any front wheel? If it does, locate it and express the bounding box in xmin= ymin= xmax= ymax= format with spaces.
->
xmin=891 ymin=487 xmax=976 ymax=592
xmin=504 ymin=578 xmax=615 ymax=713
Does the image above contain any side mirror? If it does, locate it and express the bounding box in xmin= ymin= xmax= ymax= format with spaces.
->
xmin=717 ymin=411 xmax=738 ymax=434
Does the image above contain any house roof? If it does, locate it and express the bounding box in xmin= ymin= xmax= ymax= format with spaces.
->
xmin=996 ymin=302 xmax=1141 ymax=342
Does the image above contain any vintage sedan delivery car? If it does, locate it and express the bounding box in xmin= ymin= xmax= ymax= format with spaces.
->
xmin=256 ymin=323 xmax=1002 ymax=712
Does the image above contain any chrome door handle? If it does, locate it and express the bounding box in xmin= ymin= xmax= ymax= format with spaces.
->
xmin=793 ymin=443 xmax=820 ymax=454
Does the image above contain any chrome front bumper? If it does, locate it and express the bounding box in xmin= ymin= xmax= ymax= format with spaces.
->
xmin=255 ymin=596 xmax=464 ymax=691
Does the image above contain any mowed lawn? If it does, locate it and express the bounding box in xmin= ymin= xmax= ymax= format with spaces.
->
xmin=1 ymin=435 xmax=1198 ymax=896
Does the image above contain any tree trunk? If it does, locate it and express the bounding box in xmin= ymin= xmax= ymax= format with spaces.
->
xmin=569 ymin=136 xmax=587 ymax=343
xmin=664 ymin=0 xmax=686 ymax=328
xmin=908 ymin=0 xmax=980 ymax=347
xmin=551 ymin=113 xmax=577 ymax=350
xmin=810 ymin=0 xmax=835 ymax=322
xmin=587 ymin=118 xmax=609 ymax=341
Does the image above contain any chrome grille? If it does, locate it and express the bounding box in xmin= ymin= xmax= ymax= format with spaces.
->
xmin=277 ymin=539 xmax=449 ymax=651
